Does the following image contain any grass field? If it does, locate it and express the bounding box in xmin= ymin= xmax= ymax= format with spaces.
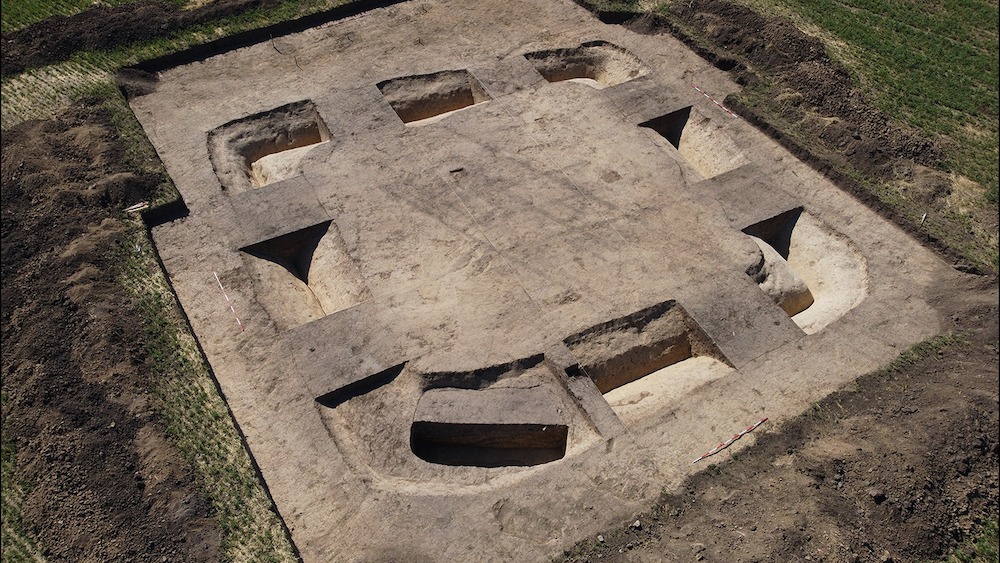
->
xmin=1 ymin=0 xmax=137 ymax=33
xmin=1 ymin=411 xmax=46 ymax=563
xmin=947 ymin=517 xmax=1000 ymax=563
xmin=1 ymin=0 xmax=356 ymax=129
xmin=101 ymin=82 xmax=300 ymax=562
xmin=736 ymin=0 xmax=999 ymax=205
xmin=663 ymin=0 xmax=999 ymax=269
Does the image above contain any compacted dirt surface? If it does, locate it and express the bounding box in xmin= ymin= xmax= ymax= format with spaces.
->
xmin=1 ymin=0 xmax=997 ymax=561
xmin=559 ymin=278 xmax=999 ymax=562
xmin=1 ymin=100 xmax=221 ymax=561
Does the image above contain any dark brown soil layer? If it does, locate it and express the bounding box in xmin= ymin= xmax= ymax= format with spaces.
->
xmin=622 ymin=1 xmax=943 ymax=177
xmin=0 ymin=0 xmax=277 ymax=77
xmin=560 ymin=276 xmax=999 ymax=562
xmin=1 ymin=100 xmax=222 ymax=561
xmin=612 ymin=0 xmax=997 ymax=273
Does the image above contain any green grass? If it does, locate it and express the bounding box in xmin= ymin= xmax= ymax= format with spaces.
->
xmin=0 ymin=4 xmax=361 ymax=560
xmin=1 ymin=0 xmax=138 ymax=34
xmin=0 ymin=0 xmax=224 ymax=34
xmin=2 ymin=1 xmax=996 ymax=559
xmin=946 ymin=517 xmax=999 ymax=563
xmin=1 ymin=394 xmax=46 ymax=563
xmin=117 ymin=222 xmax=299 ymax=561
xmin=736 ymin=0 xmax=999 ymax=204
xmin=87 ymin=83 xmax=298 ymax=561
xmin=735 ymin=80 xmax=999 ymax=271
xmin=642 ymin=0 xmax=1000 ymax=269
xmin=1 ymin=0 xmax=355 ymax=129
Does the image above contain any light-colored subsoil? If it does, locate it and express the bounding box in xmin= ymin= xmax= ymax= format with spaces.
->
xmin=127 ymin=1 xmax=974 ymax=560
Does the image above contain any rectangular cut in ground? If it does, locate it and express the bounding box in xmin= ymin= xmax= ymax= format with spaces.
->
xmin=411 ymin=386 xmax=569 ymax=467
xmin=208 ymin=100 xmax=331 ymax=192
xmin=563 ymin=300 xmax=723 ymax=394
xmin=127 ymin=0 xmax=963 ymax=561
xmin=378 ymin=69 xmax=492 ymax=124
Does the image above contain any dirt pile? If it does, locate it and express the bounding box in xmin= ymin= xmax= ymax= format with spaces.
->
xmin=0 ymin=0 xmax=277 ymax=77
xmin=1 ymin=101 xmax=221 ymax=561
xmin=624 ymin=0 xmax=942 ymax=179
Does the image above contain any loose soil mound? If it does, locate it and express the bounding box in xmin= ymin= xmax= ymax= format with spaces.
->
xmin=0 ymin=0 xmax=276 ymax=77
xmin=1 ymin=101 xmax=221 ymax=561
xmin=624 ymin=0 xmax=942 ymax=179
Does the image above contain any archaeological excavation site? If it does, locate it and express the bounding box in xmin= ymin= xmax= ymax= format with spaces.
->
xmin=121 ymin=0 xmax=976 ymax=560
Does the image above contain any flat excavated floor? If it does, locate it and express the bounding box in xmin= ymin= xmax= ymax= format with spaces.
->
xmin=128 ymin=1 xmax=967 ymax=560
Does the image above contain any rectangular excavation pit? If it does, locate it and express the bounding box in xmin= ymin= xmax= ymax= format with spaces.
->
xmin=523 ymin=40 xmax=649 ymax=89
xmin=639 ymin=106 xmax=748 ymax=180
xmin=563 ymin=300 xmax=724 ymax=395
xmin=377 ymin=70 xmax=491 ymax=125
xmin=742 ymin=208 xmax=868 ymax=334
xmin=240 ymin=220 xmax=371 ymax=331
xmin=208 ymin=100 xmax=331 ymax=192
xmin=411 ymin=381 xmax=569 ymax=467
xmin=410 ymin=422 xmax=568 ymax=467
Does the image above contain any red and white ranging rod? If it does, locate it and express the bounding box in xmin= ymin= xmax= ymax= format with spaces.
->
xmin=692 ymin=417 xmax=768 ymax=464
xmin=690 ymin=84 xmax=737 ymax=117
xmin=213 ymin=271 xmax=244 ymax=332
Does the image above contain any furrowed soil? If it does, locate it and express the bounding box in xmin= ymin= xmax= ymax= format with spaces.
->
xmin=1 ymin=0 xmax=997 ymax=561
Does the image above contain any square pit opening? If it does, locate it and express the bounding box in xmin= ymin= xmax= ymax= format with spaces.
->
xmin=377 ymin=69 xmax=491 ymax=125
xmin=208 ymin=100 xmax=331 ymax=192
xmin=563 ymin=300 xmax=727 ymax=402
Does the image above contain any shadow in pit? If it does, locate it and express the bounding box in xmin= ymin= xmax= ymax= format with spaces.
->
xmin=377 ymin=69 xmax=491 ymax=125
xmin=410 ymin=422 xmax=568 ymax=468
xmin=523 ymin=40 xmax=649 ymax=89
xmin=316 ymin=363 xmax=406 ymax=409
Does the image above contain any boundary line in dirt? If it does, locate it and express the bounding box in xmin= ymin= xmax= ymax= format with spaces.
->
xmin=690 ymin=84 xmax=736 ymax=117
xmin=126 ymin=0 xmax=406 ymax=76
xmin=693 ymin=418 xmax=768 ymax=464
